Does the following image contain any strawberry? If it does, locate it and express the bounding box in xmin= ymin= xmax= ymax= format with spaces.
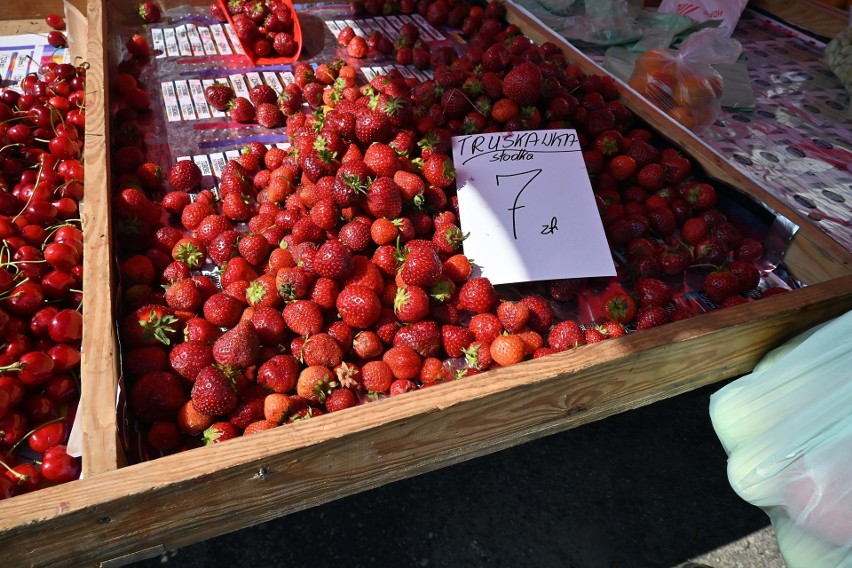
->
xmin=399 ymin=244 xmax=442 ymax=288
xmin=635 ymin=305 xmax=670 ymax=330
xmin=363 ymin=143 xmax=399 ymax=178
xmin=735 ymin=238 xmax=764 ymax=263
xmin=609 ymin=155 xmax=637 ymax=181
xmin=130 ymin=371 xmax=187 ymax=423
xmin=600 ymin=320 xmax=626 ymax=338
xmin=202 ymin=292 xmax=244 ymax=328
xmin=636 ymin=163 xmax=665 ymax=191
xmin=191 ymin=365 xmax=238 ymax=416
xmin=325 ymin=388 xmax=357 ymax=412
xmin=457 ymin=277 xmax=497 ymax=314
xmin=633 ymin=277 xmax=672 ymax=307
xmin=661 ymin=154 xmax=691 ymax=185
xmin=336 ymin=284 xmax=382 ymax=328
xmin=681 ymin=182 xmax=716 ymax=211
xmin=229 ymin=96 xmax=256 ymax=123
xmin=255 ymin=102 xmax=282 ymax=128
xmin=296 ymin=365 xmax=335 ymax=404
xmin=212 ymin=322 xmax=260 ymax=370
xmin=490 ymin=334 xmax=526 ymax=367
xmin=393 ymin=320 xmax=441 ymax=358
xmin=301 ymin=333 xmax=343 ymax=368
xmin=184 ymin=317 xmax=223 ymax=344
xmin=496 ymin=301 xmax=529 ymax=333
xmin=126 ymin=33 xmax=151 ymax=58
xmin=382 ymin=345 xmax=421 ymax=381
xmin=361 ymin=360 xmax=394 ymax=394
xmin=693 ymin=237 xmax=728 ymax=266
xmin=365 ymin=177 xmax=402 ymax=219
xmin=601 ymin=289 xmax=636 ymax=324
xmin=138 ymin=2 xmax=161 ymax=23
xmin=164 ymin=278 xmax=202 ymax=311
xmin=346 ymin=35 xmax=368 ymax=58
xmin=421 ymin=153 xmax=456 ymax=189
xmin=337 ymin=26 xmax=356 ymax=47
xmin=519 ymin=294 xmax=554 ymax=334
xmin=394 ymin=285 xmax=430 ymax=323
xmin=548 ymin=320 xmax=585 ymax=351
xmin=168 ymin=160 xmax=202 ymax=192
xmin=355 ymin=109 xmax=391 ymax=145
xmin=203 ymin=422 xmax=240 ymax=444
xmin=626 ymin=139 xmax=661 ymax=168
xmin=703 ymin=269 xmax=740 ymax=305
xmin=282 ymin=300 xmax=324 ymax=336
xmin=121 ymin=305 xmax=179 ymax=348
xmin=352 ymin=330 xmax=383 ymax=359
xmin=680 ymin=216 xmax=709 ymax=246
xmin=256 ymin=355 xmax=300 ymax=393
xmin=584 ymin=328 xmax=607 ymax=344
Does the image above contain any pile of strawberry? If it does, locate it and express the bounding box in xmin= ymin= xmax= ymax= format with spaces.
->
xmin=0 ymin=16 xmax=87 ymax=499
xmin=109 ymin=0 xmax=786 ymax=458
xmin=210 ymin=0 xmax=299 ymax=59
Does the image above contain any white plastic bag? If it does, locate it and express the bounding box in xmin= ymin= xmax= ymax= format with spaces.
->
xmin=710 ymin=310 xmax=852 ymax=567
xmin=658 ymin=0 xmax=748 ymax=38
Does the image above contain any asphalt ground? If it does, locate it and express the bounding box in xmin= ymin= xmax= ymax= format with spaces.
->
xmin=130 ymin=381 xmax=786 ymax=568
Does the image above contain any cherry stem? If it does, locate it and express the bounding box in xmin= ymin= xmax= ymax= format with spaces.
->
xmin=3 ymin=416 xmax=66 ymax=458
xmin=0 ymin=458 xmax=26 ymax=480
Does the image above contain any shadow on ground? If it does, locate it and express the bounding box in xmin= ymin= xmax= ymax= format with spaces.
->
xmin=130 ymin=381 xmax=778 ymax=568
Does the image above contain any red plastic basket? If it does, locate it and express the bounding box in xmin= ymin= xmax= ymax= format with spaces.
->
xmin=216 ymin=0 xmax=303 ymax=65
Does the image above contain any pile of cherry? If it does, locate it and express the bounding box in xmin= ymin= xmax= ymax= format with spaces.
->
xmin=109 ymin=0 xmax=788 ymax=460
xmin=0 ymin=14 xmax=85 ymax=499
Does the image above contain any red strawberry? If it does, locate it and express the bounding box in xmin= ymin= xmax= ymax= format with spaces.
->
xmin=164 ymin=278 xmax=202 ymax=311
xmin=548 ymin=320 xmax=585 ymax=352
xmin=421 ymin=153 xmax=456 ymax=189
xmin=255 ymin=102 xmax=282 ymax=128
xmin=633 ymin=277 xmax=672 ymax=307
xmin=635 ymin=305 xmax=670 ymax=330
xmin=138 ymin=2 xmax=161 ymax=23
xmin=336 ymin=284 xmax=382 ymax=328
xmin=600 ymin=320 xmax=626 ymax=338
xmin=363 ymin=143 xmax=400 ymax=178
xmin=191 ymin=365 xmax=238 ymax=416
xmin=168 ymin=160 xmax=202 ymax=192
xmin=296 ymin=365 xmax=336 ymax=404
xmin=609 ymin=155 xmax=637 ymax=181
xmin=121 ymin=305 xmax=179 ymax=348
xmin=735 ymin=238 xmax=764 ymax=263
xmin=400 ymin=244 xmax=442 ymax=288
xmin=256 ymin=355 xmax=300 ymax=394
xmin=346 ymin=35 xmax=368 ymax=58
xmin=519 ymin=294 xmax=554 ymax=334
xmin=202 ymin=292 xmax=244 ymax=329
xmin=393 ymin=285 xmax=430 ymax=323
xmin=365 ymin=177 xmax=402 ymax=219
xmin=301 ymin=333 xmax=343 ymax=368
xmin=130 ymin=371 xmax=186 ymax=423
xmin=337 ymin=26 xmax=356 ymax=47
xmin=355 ymin=109 xmax=391 ymax=145
xmin=325 ymin=388 xmax=357 ymax=412
xmin=496 ymin=301 xmax=529 ymax=333
xmin=126 ymin=33 xmax=151 ymax=58
xmin=203 ymin=422 xmax=240 ymax=444
xmin=457 ymin=277 xmax=497 ymax=314
xmin=393 ymin=320 xmax=441 ymax=358
xmin=636 ymin=163 xmax=665 ymax=191
xmin=212 ymin=322 xmax=260 ymax=369
xmin=601 ymin=289 xmax=637 ymax=324
xmin=703 ymin=269 xmax=740 ymax=305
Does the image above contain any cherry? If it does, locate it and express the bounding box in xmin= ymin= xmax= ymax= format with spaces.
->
xmin=7 ymin=124 xmax=33 ymax=144
xmin=16 ymin=351 xmax=55 ymax=387
xmin=48 ymin=309 xmax=82 ymax=344
xmin=6 ymin=281 xmax=44 ymax=317
xmin=40 ymin=445 xmax=80 ymax=483
xmin=0 ymin=411 xmax=27 ymax=448
xmin=44 ymin=242 xmax=80 ymax=272
xmin=1 ymin=332 xmax=31 ymax=361
xmin=22 ymin=394 xmax=60 ymax=423
xmin=49 ymin=135 xmax=79 ymax=159
xmin=55 ymin=225 xmax=83 ymax=244
xmin=0 ymin=376 xmax=25 ymax=407
xmin=47 ymin=31 xmax=67 ymax=48
xmin=0 ymin=475 xmax=17 ymax=499
xmin=0 ymin=387 xmax=9 ymax=419
xmin=28 ymin=419 xmax=68 ymax=453
xmin=5 ymin=463 xmax=41 ymax=494
xmin=41 ymin=270 xmax=76 ymax=300
xmin=43 ymin=373 xmax=78 ymax=401
xmin=45 ymin=13 xmax=66 ymax=30
xmin=29 ymin=306 xmax=59 ymax=338
xmin=20 ymin=223 xmax=48 ymax=246
xmin=53 ymin=197 xmax=79 ymax=219
xmin=55 ymin=63 xmax=76 ymax=80
xmin=57 ymin=180 xmax=84 ymax=200
xmin=24 ymin=200 xmax=58 ymax=225
xmin=0 ymin=89 xmax=19 ymax=107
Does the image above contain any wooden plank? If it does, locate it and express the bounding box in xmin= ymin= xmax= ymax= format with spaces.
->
xmin=749 ymin=0 xmax=849 ymax=39
xmin=505 ymin=2 xmax=852 ymax=285
xmin=1 ymin=275 xmax=850 ymax=567
xmin=80 ymin=0 xmax=124 ymax=476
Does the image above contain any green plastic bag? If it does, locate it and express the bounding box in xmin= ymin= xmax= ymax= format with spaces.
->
xmin=710 ymin=310 xmax=852 ymax=567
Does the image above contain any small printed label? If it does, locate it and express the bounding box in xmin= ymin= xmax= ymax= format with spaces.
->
xmin=209 ymin=152 xmax=228 ymax=177
xmin=362 ymin=67 xmax=378 ymax=80
xmin=175 ymin=80 xmax=197 ymax=120
xmin=8 ymin=53 xmax=31 ymax=87
xmin=162 ymin=82 xmax=181 ymax=122
xmin=373 ymin=17 xmax=398 ymax=38
xmin=164 ymin=27 xmax=180 ymax=57
xmin=224 ymin=24 xmax=245 ymax=54
xmin=210 ymin=24 xmax=233 ymax=55
xmin=245 ymin=72 xmax=263 ymax=89
xmin=411 ymin=14 xmax=444 ymax=40
xmin=326 ymin=20 xmax=342 ymax=36
xmin=186 ymin=24 xmax=205 ymax=56
xmin=197 ymin=26 xmax=219 ymax=55
xmin=188 ymin=79 xmax=211 ymax=119
xmin=201 ymin=79 xmax=227 ymax=118
xmin=344 ymin=20 xmax=366 ymax=37
xmin=279 ymin=71 xmax=294 ymax=85
xmin=193 ymin=155 xmax=215 ymax=188
xmin=229 ymin=74 xmax=250 ymax=99
xmin=151 ymin=28 xmax=166 ymax=58
xmin=263 ymin=72 xmax=284 ymax=94
xmin=224 ymin=149 xmax=240 ymax=161
xmin=176 ymin=25 xmax=193 ymax=56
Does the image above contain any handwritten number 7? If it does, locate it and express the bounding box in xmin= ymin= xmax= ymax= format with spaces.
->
xmin=496 ymin=169 xmax=542 ymax=240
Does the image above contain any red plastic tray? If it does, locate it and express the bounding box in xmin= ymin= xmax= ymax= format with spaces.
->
xmin=217 ymin=0 xmax=302 ymax=65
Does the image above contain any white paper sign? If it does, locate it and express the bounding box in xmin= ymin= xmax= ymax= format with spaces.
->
xmin=452 ymin=129 xmax=616 ymax=286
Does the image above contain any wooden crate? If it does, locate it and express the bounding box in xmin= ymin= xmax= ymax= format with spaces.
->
xmin=0 ymin=1 xmax=850 ymax=566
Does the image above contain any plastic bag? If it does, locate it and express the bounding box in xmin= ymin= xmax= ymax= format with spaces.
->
xmin=627 ymin=27 xmax=741 ymax=132
xmin=709 ymin=310 xmax=852 ymax=568
xmin=658 ymin=0 xmax=748 ymax=38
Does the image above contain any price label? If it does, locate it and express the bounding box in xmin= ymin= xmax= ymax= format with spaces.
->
xmin=452 ymin=129 xmax=615 ymax=286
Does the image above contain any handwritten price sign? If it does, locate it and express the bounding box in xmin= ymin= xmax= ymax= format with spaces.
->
xmin=452 ymin=129 xmax=616 ymax=286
